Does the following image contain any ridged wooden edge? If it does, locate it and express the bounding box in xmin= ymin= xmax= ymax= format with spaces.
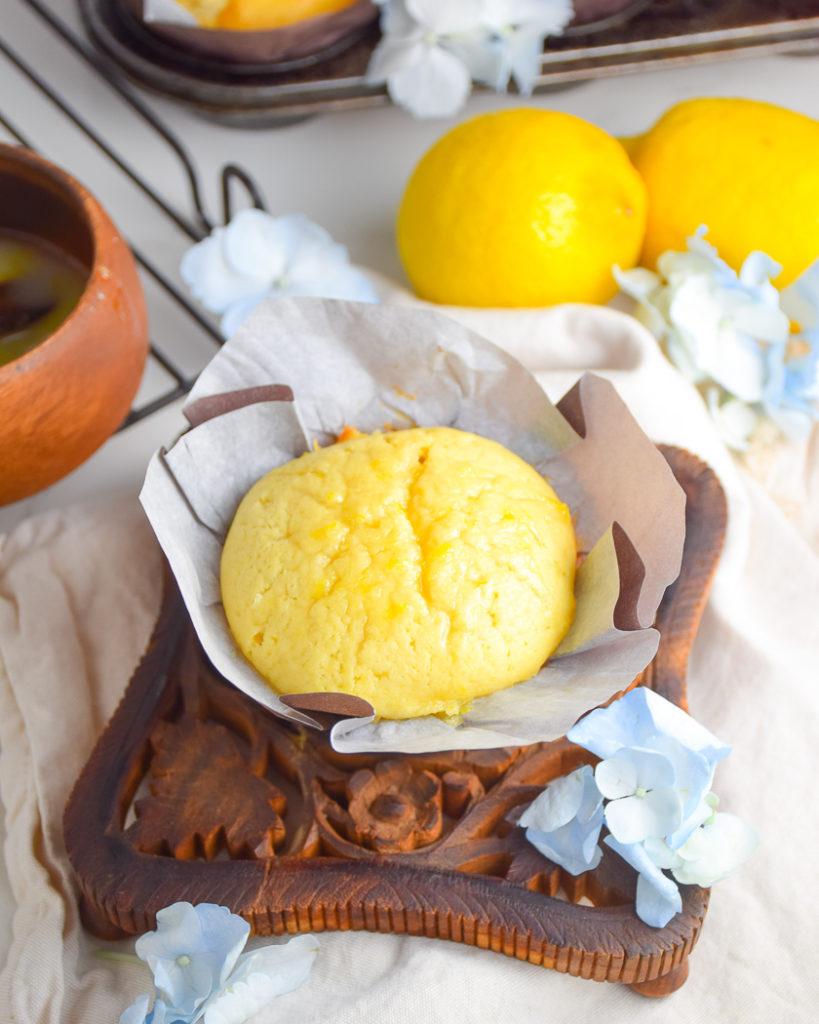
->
xmin=64 ymin=446 xmax=726 ymax=997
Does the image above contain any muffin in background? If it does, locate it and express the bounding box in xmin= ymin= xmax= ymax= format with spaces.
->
xmin=128 ymin=0 xmax=379 ymax=65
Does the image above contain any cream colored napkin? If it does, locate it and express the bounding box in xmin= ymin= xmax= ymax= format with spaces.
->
xmin=0 ymin=303 xmax=817 ymax=1023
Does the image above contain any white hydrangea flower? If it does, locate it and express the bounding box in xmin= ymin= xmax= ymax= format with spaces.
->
xmin=181 ymin=209 xmax=378 ymax=338
xmin=367 ymin=0 xmax=573 ymax=118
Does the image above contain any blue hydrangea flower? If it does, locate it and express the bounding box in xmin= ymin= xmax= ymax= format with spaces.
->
xmin=516 ymin=764 xmax=604 ymax=875
xmin=616 ymin=228 xmax=819 ymax=448
xmin=119 ymin=903 xmax=319 ymax=1024
xmin=517 ymin=689 xmax=757 ymax=928
xmin=134 ymin=903 xmax=249 ymax=1020
xmin=181 ymin=209 xmax=378 ymax=338
xmin=568 ymin=687 xmax=730 ymax=851
xmin=594 ymin=747 xmax=682 ymax=845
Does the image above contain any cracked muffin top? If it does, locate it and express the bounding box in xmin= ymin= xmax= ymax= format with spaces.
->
xmin=220 ymin=427 xmax=576 ymax=720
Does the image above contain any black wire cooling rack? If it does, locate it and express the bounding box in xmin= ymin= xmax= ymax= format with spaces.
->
xmin=0 ymin=0 xmax=269 ymax=427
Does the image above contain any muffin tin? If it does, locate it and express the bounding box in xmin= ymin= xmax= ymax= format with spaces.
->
xmin=81 ymin=0 xmax=819 ymax=127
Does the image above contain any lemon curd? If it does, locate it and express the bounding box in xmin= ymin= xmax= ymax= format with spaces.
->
xmin=220 ymin=428 xmax=577 ymax=721
xmin=0 ymin=231 xmax=87 ymax=367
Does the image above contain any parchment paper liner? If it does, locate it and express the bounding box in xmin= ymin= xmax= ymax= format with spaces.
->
xmin=140 ymin=298 xmax=685 ymax=753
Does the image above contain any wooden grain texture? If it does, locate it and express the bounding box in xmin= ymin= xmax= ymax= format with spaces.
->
xmin=64 ymin=446 xmax=726 ymax=997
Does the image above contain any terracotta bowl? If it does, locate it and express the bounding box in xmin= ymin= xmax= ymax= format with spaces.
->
xmin=0 ymin=145 xmax=149 ymax=506
xmin=122 ymin=0 xmax=379 ymax=67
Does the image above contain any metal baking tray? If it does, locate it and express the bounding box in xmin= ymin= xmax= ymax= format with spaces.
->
xmin=81 ymin=0 xmax=819 ymax=127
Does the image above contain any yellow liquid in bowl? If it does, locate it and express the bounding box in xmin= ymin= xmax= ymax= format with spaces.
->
xmin=0 ymin=232 xmax=87 ymax=367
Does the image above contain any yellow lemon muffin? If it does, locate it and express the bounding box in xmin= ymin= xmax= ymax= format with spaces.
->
xmin=220 ymin=427 xmax=576 ymax=720
xmin=177 ymin=0 xmax=361 ymax=30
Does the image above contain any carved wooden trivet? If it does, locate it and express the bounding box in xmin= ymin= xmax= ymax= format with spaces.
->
xmin=64 ymin=446 xmax=726 ymax=998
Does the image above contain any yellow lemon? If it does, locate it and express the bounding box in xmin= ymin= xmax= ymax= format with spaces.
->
xmin=178 ymin=0 xmax=359 ymax=30
xmin=632 ymin=97 xmax=819 ymax=285
xmin=396 ymin=108 xmax=647 ymax=308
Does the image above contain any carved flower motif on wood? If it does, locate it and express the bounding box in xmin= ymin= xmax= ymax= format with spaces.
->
xmin=347 ymin=760 xmax=443 ymax=853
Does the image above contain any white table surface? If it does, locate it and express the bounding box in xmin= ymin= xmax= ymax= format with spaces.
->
xmin=2 ymin=0 xmax=819 ymax=985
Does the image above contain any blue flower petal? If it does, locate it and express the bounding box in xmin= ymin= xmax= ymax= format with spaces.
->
xmin=517 ymin=766 xmax=587 ymax=832
xmin=604 ymin=835 xmax=682 ymax=927
xmin=635 ymin=871 xmax=683 ymax=928
xmin=604 ymin=787 xmax=682 ymax=844
xmin=202 ymin=934 xmax=319 ymax=1024
xmin=671 ymin=813 xmax=760 ymax=887
xmin=520 ymin=765 xmax=604 ymax=876
xmin=120 ymin=993 xmax=152 ymax=1024
xmin=135 ymin=903 xmax=249 ymax=1018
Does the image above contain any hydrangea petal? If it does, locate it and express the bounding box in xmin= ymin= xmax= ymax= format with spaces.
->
xmin=568 ymin=687 xmax=729 ymax=765
xmin=706 ymin=388 xmax=759 ymax=450
xmin=781 ymin=255 xmax=819 ymax=330
xmin=517 ymin=766 xmax=586 ymax=831
xmin=667 ymin=788 xmax=720 ymax=850
xmin=595 ymin=748 xmax=673 ymax=800
xmin=593 ymin=755 xmax=637 ymax=799
xmin=447 ymin=32 xmax=507 ymax=91
xmin=203 ymin=935 xmax=320 ymax=1024
xmin=375 ymin=0 xmax=421 ymax=40
xmin=283 ymin=222 xmax=352 ymax=287
xmin=502 ymin=26 xmax=545 ymax=96
xmin=614 ymin=265 xmax=661 ymax=303
xmin=222 ymin=208 xmax=291 ymax=282
xmin=383 ymin=40 xmax=473 ymax=118
xmin=642 ymin=835 xmax=683 ymax=871
xmin=614 ymin=266 xmax=669 ymax=339
xmin=738 ymin=249 xmax=783 ymax=289
xmin=220 ymin=290 xmax=273 ymax=339
xmin=136 ymin=903 xmax=249 ymax=1018
xmin=668 ymin=279 xmax=768 ymax=402
xmin=525 ymin=821 xmax=603 ymax=876
xmin=183 ymin=210 xmax=378 ymax=336
xmin=520 ymin=765 xmax=604 ymax=875
xmin=620 ymin=226 xmax=819 ymax=444
xmin=762 ymin=337 xmax=819 ymax=436
xmin=367 ymin=30 xmax=425 ymax=81
xmin=730 ymin=303 xmax=789 ymax=345
xmin=314 ymin=264 xmax=379 ymax=304
xmin=180 ymin=232 xmax=265 ymax=314
xmin=646 ymin=735 xmax=715 ymax=840
xmin=671 ymin=813 xmax=760 ymax=887
xmin=684 ymin=225 xmax=726 ymax=267
xmin=604 ymin=786 xmax=682 ymax=844
xmin=635 ymin=870 xmax=683 ymax=928
xmin=119 ymin=993 xmax=153 ymax=1024
xmin=605 ymin=835 xmax=682 ymax=927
